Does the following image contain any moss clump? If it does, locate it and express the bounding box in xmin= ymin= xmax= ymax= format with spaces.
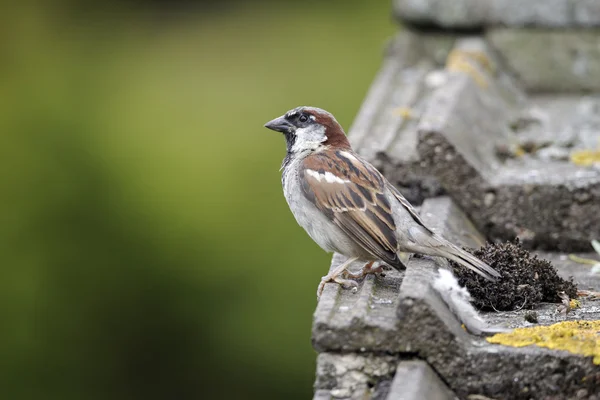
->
xmin=523 ymin=311 xmax=538 ymax=324
xmin=487 ymin=320 xmax=600 ymax=365
xmin=451 ymin=241 xmax=577 ymax=311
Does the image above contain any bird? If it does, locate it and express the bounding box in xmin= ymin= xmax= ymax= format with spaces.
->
xmin=264 ymin=106 xmax=501 ymax=299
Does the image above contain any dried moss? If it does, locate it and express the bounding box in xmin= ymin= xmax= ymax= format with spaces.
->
xmin=487 ymin=321 xmax=600 ymax=365
xmin=451 ymin=241 xmax=577 ymax=311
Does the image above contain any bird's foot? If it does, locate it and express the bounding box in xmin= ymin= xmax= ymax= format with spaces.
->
xmin=316 ymin=256 xmax=360 ymax=300
xmin=344 ymin=261 xmax=385 ymax=279
xmin=317 ymin=275 xmax=359 ymax=300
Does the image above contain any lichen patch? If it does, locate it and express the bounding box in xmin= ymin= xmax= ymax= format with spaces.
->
xmin=487 ymin=320 xmax=600 ymax=365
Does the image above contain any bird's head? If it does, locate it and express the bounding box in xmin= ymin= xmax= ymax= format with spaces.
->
xmin=264 ymin=106 xmax=351 ymax=154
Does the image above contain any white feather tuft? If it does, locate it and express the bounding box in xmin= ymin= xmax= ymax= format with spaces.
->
xmin=432 ymin=269 xmax=509 ymax=335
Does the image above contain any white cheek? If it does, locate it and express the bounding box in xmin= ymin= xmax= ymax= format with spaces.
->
xmin=292 ymin=125 xmax=326 ymax=153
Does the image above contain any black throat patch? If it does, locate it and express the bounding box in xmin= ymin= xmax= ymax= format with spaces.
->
xmin=283 ymin=131 xmax=296 ymax=154
xmin=280 ymin=132 xmax=296 ymax=173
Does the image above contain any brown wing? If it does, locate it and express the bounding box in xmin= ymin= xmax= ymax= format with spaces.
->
xmin=300 ymin=150 xmax=403 ymax=268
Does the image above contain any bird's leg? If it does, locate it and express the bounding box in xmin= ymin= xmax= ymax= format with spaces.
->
xmin=343 ymin=261 xmax=385 ymax=279
xmin=317 ymin=256 xmax=360 ymax=299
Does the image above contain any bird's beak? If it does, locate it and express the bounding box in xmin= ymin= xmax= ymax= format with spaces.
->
xmin=264 ymin=116 xmax=294 ymax=133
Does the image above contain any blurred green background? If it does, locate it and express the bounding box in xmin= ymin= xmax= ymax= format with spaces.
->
xmin=1 ymin=1 xmax=395 ymax=398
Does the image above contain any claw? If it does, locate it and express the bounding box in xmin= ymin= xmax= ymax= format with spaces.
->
xmin=344 ymin=261 xmax=384 ymax=279
xmin=316 ymin=278 xmax=327 ymax=300
xmin=335 ymin=277 xmax=359 ymax=289
xmin=316 ymin=275 xmax=360 ymax=299
xmin=316 ymin=257 xmax=361 ymax=300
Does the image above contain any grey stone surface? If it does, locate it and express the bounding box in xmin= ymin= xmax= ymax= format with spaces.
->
xmin=393 ymin=0 xmax=488 ymax=29
xmin=510 ymin=95 xmax=600 ymax=151
xmin=312 ymin=251 xmax=407 ymax=353
xmin=415 ymin=39 xmax=600 ymax=251
xmin=314 ymin=353 xmax=398 ymax=400
xmin=488 ymin=0 xmax=571 ymax=27
xmin=540 ymin=251 xmax=600 ymax=291
xmin=575 ymin=0 xmax=600 ymax=26
xmin=484 ymin=295 xmax=600 ymax=329
xmin=347 ymin=31 xmax=457 ymax=205
xmin=393 ymin=0 xmax=600 ymax=28
xmin=313 ymin=197 xmax=600 ymax=399
xmin=487 ymin=29 xmax=600 ymax=92
xmin=387 ymin=360 xmax=457 ymax=400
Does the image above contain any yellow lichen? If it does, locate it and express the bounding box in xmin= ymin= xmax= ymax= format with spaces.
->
xmin=570 ymin=149 xmax=600 ymax=166
xmin=512 ymin=145 xmax=526 ymax=158
xmin=487 ymin=320 xmax=600 ymax=364
xmin=570 ymin=299 xmax=581 ymax=309
xmin=393 ymin=107 xmax=414 ymax=119
xmin=447 ymin=49 xmax=495 ymax=73
xmin=571 ymin=139 xmax=600 ymax=166
xmin=445 ymin=49 xmax=492 ymax=89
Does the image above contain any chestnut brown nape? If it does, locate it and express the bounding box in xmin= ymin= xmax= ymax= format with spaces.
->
xmin=310 ymin=111 xmax=351 ymax=150
xmin=449 ymin=240 xmax=577 ymax=311
xmin=323 ymin=127 xmax=351 ymax=150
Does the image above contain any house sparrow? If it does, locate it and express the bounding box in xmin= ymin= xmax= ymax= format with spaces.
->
xmin=264 ymin=106 xmax=500 ymax=299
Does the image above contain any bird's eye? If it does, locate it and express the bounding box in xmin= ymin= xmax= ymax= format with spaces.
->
xmin=299 ymin=114 xmax=309 ymax=123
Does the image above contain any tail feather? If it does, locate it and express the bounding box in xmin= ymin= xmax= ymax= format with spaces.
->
xmin=407 ymin=226 xmax=500 ymax=281
xmin=438 ymin=244 xmax=500 ymax=281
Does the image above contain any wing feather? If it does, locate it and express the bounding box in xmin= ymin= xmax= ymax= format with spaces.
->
xmin=300 ymin=151 xmax=403 ymax=267
xmin=386 ymin=182 xmax=433 ymax=234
